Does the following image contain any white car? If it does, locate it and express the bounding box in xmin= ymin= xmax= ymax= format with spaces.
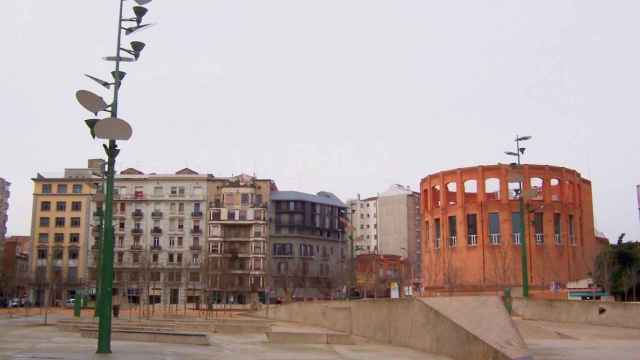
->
xmin=8 ymin=298 xmax=20 ymax=308
xmin=64 ymin=299 xmax=76 ymax=308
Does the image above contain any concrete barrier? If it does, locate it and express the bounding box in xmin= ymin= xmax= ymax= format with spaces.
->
xmin=254 ymin=297 xmax=531 ymax=360
xmin=512 ymin=298 xmax=640 ymax=329
xmin=80 ymin=328 xmax=209 ymax=345
xmin=266 ymin=332 xmax=355 ymax=345
xmin=213 ymin=323 xmax=271 ymax=334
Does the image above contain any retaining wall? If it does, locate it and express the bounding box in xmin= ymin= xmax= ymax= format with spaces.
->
xmin=255 ymin=297 xmax=531 ymax=360
xmin=512 ymin=298 xmax=640 ymax=329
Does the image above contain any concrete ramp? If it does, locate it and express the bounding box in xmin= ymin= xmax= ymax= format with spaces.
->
xmin=254 ymin=298 xmax=532 ymax=360
xmin=420 ymin=297 xmax=531 ymax=360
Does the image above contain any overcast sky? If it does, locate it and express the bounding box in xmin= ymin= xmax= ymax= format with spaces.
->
xmin=2 ymin=1 xmax=639 ymax=242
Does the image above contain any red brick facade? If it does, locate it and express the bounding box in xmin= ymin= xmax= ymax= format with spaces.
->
xmin=420 ymin=164 xmax=600 ymax=292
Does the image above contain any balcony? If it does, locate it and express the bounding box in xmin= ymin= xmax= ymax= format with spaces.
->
xmin=569 ymin=234 xmax=576 ymax=246
xmin=554 ymin=233 xmax=562 ymax=245
xmin=512 ymin=233 xmax=521 ymax=246
xmin=131 ymin=228 xmax=143 ymax=235
xmin=489 ymin=233 xmax=501 ymax=246
xmin=434 ymin=237 xmax=441 ymax=249
xmin=535 ymin=233 xmax=544 ymax=245
xmin=467 ymin=234 xmax=478 ymax=247
xmin=151 ymin=210 xmax=163 ymax=219
xmin=448 ymin=236 xmax=457 ymax=248
xmin=93 ymin=209 xmax=103 ymax=218
xmin=132 ymin=209 xmax=144 ymax=220
xmin=190 ymin=244 xmax=202 ymax=251
xmin=151 ymin=227 xmax=163 ymax=236
xmin=191 ymin=211 xmax=203 ymax=218
xmin=191 ymin=227 xmax=202 ymax=235
xmin=151 ymin=245 xmax=162 ymax=251
xmin=130 ymin=244 xmax=143 ymax=251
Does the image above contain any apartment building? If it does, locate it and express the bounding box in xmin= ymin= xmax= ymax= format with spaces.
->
xmin=270 ymin=191 xmax=347 ymax=301
xmin=0 ymin=178 xmax=9 ymax=275
xmin=87 ymin=168 xmax=210 ymax=306
xmin=347 ymin=185 xmax=422 ymax=288
xmin=30 ymin=161 xmax=103 ymax=305
xmin=205 ymin=174 xmax=275 ymax=305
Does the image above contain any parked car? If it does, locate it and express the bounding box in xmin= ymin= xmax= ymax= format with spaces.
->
xmin=64 ymin=299 xmax=76 ymax=308
xmin=8 ymin=298 xmax=21 ymax=308
xmin=0 ymin=298 xmax=8 ymax=308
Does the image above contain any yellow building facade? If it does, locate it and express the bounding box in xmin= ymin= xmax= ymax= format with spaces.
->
xmin=30 ymin=164 xmax=102 ymax=305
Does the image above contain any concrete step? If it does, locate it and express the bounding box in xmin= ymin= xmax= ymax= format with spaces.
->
xmin=79 ymin=327 xmax=210 ymax=345
xmin=266 ymin=331 xmax=355 ymax=345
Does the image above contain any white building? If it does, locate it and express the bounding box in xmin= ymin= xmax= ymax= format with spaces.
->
xmin=346 ymin=196 xmax=378 ymax=254
xmin=88 ymin=168 xmax=210 ymax=306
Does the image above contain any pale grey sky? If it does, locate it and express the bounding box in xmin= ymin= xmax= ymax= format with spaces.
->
xmin=2 ymin=1 xmax=639 ymax=242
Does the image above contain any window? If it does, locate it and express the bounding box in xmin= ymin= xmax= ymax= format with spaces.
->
xmin=72 ymin=184 xmax=83 ymax=194
xmin=239 ymin=209 xmax=247 ymax=220
xmin=38 ymin=233 xmax=49 ymax=242
xmin=434 ymin=218 xmax=441 ymax=248
xmin=278 ymin=262 xmax=288 ymax=274
xmin=117 ymin=252 xmax=124 ymax=264
xmin=189 ymin=272 xmax=200 ymax=282
xmin=38 ymin=248 xmax=48 ymax=259
xmin=151 ymin=272 xmax=161 ymax=281
xmin=488 ymin=212 xmax=500 ymax=245
xmin=534 ymin=213 xmax=544 ymax=245
xmin=130 ymin=272 xmax=139 ymax=281
xmin=177 ymin=237 xmax=183 ymax=247
xmin=56 ymin=202 xmax=66 ymax=211
xmin=70 ymin=217 xmax=81 ymax=227
xmin=192 ymin=253 xmax=199 ymax=264
xmin=154 ymin=186 xmax=163 ymax=196
xmin=55 ymin=217 xmax=65 ymax=227
xmin=69 ymin=248 xmax=79 ymax=260
xmin=53 ymin=248 xmax=63 ymax=260
xmin=192 ymin=237 xmax=200 ymax=247
xmin=40 ymin=217 xmax=50 ymax=227
xmin=241 ymin=193 xmax=250 ymax=206
xmin=448 ymin=216 xmax=457 ymax=247
xmin=41 ymin=201 xmax=51 ymax=211
xmin=168 ymin=253 xmax=174 ymax=263
xmin=177 ymin=253 xmax=183 ymax=264
xmin=569 ymin=215 xmax=576 ymax=245
xmin=133 ymin=253 xmax=139 ymax=263
xmin=170 ymin=186 xmax=178 ymax=196
xmin=54 ymin=233 xmax=64 ymax=242
xmin=272 ymin=243 xmax=293 ymax=256
xmin=554 ymin=213 xmax=562 ymax=245
xmin=119 ymin=202 xmax=126 ymax=212
xmin=169 ymin=237 xmax=175 ymax=248
xmin=466 ymin=214 xmax=478 ymax=246
xmin=210 ymin=242 xmax=221 ymax=254
xmin=153 ymin=237 xmax=160 ymax=248
xmin=152 ymin=253 xmax=159 ymax=263
xmin=212 ymin=209 xmax=221 ymax=221
xmin=178 ymin=187 xmax=185 ymax=196
xmin=178 ymin=203 xmax=184 ymax=213
xmin=511 ymin=212 xmax=522 ymax=245
xmin=255 ymin=194 xmax=263 ymax=206
xmin=71 ymin=201 xmax=82 ymax=211
xmin=117 ymin=235 xmax=124 ymax=247
xmin=178 ymin=220 xmax=184 ymax=230
xmin=42 ymin=184 xmax=52 ymax=194
xmin=57 ymin=184 xmax=68 ymax=194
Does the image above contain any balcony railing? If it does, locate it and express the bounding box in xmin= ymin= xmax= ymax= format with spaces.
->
xmin=191 ymin=211 xmax=203 ymax=218
xmin=191 ymin=227 xmax=202 ymax=235
xmin=131 ymin=228 xmax=143 ymax=235
xmin=467 ymin=234 xmax=478 ymax=246
xmin=151 ymin=210 xmax=163 ymax=219
xmin=512 ymin=233 xmax=521 ymax=246
xmin=569 ymin=234 xmax=576 ymax=246
xmin=434 ymin=237 xmax=441 ymax=249
xmin=130 ymin=244 xmax=143 ymax=251
xmin=448 ymin=236 xmax=457 ymax=247
xmin=554 ymin=233 xmax=561 ymax=245
xmin=132 ymin=210 xmax=144 ymax=219
xmin=151 ymin=227 xmax=163 ymax=235
xmin=151 ymin=245 xmax=162 ymax=251
xmin=489 ymin=233 xmax=501 ymax=246
xmin=535 ymin=233 xmax=544 ymax=245
xmin=190 ymin=244 xmax=202 ymax=251
xmin=93 ymin=209 xmax=103 ymax=218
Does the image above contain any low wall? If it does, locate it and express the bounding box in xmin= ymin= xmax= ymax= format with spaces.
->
xmin=512 ymin=298 xmax=640 ymax=329
xmin=80 ymin=328 xmax=209 ymax=345
xmin=254 ymin=298 xmax=531 ymax=360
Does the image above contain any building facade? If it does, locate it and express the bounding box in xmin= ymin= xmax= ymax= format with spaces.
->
xmin=420 ymin=164 xmax=601 ymax=292
xmin=30 ymin=162 xmax=102 ymax=305
xmin=270 ymin=191 xmax=347 ymax=301
xmin=0 ymin=178 xmax=10 ymax=275
xmin=2 ymin=236 xmax=31 ymax=299
xmin=87 ymin=168 xmax=210 ymax=306
xmin=205 ymin=174 xmax=274 ymax=305
xmin=347 ymin=185 xmax=422 ymax=288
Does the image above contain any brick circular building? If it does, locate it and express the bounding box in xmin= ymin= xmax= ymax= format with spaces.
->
xmin=420 ymin=164 xmax=601 ymax=292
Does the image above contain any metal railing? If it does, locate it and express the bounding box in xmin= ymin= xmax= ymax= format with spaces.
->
xmin=489 ymin=233 xmax=501 ymax=246
xmin=554 ymin=233 xmax=561 ymax=245
xmin=448 ymin=235 xmax=457 ymax=247
xmin=467 ymin=234 xmax=478 ymax=246
xmin=434 ymin=237 xmax=441 ymax=249
xmin=512 ymin=233 xmax=521 ymax=246
xmin=535 ymin=233 xmax=544 ymax=245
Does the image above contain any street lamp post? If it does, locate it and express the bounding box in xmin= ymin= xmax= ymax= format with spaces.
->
xmin=505 ymin=135 xmax=532 ymax=298
xmin=75 ymin=0 xmax=155 ymax=353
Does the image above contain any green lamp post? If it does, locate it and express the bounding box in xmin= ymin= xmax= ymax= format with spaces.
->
xmin=75 ymin=0 xmax=155 ymax=353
